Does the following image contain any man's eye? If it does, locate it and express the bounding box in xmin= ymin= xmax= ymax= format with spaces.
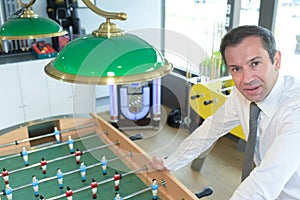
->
xmin=231 ymin=67 xmax=240 ymax=72
xmin=251 ymin=61 xmax=260 ymax=66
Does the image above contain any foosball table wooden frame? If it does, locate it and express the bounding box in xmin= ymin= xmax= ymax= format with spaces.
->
xmin=0 ymin=114 xmax=197 ymax=200
xmin=90 ymin=113 xmax=197 ymax=200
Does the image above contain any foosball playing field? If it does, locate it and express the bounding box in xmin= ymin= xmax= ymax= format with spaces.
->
xmin=0 ymin=114 xmax=199 ymax=200
xmin=0 ymin=134 xmax=157 ymax=199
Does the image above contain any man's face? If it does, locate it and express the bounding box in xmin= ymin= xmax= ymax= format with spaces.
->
xmin=224 ymin=36 xmax=281 ymax=103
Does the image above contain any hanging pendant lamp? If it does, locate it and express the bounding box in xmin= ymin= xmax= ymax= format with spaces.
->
xmin=0 ymin=0 xmax=67 ymax=40
xmin=44 ymin=0 xmax=173 ymax=85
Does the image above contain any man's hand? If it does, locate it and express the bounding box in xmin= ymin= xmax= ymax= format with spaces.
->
xmin=150 ymin=157 xmax=168 ymax=171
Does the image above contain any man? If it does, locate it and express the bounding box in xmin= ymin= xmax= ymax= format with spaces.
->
xmin=152 ymin=25 xmax=300 ymax=199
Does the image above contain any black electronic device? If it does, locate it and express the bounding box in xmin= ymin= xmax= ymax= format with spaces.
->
xmin=46 ymin=0 xmax=81 ymax=50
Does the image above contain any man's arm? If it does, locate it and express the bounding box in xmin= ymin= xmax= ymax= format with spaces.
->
xmin=153 ymin=90 xmax=242 ymax=171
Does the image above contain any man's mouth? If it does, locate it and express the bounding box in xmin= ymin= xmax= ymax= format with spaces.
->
xmin=244 ymin=86 xmax=260 ymax=94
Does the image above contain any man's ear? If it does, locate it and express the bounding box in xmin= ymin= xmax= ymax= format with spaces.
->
xmin=274 ymin=50 xmax=281 ymax=71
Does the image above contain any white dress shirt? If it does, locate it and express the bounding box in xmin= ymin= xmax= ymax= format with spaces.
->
xmin=164 ymin=75 xmax=300 ymax=200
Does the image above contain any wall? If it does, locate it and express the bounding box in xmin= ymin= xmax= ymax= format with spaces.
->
xmin=79 ymin=0 xmax=163 ymax=33
xmin=0 ymin=58 xmax=96 ymax=130
xmin=32 ymin=0 xmax=163 ymax=49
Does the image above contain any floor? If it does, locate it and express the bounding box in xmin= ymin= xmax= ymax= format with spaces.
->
xmin=98 ymin=108 xmax=244 ymax=200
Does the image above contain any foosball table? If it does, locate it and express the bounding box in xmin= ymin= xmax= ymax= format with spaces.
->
xmin=0 ymin=114 xmax=211 ymax=199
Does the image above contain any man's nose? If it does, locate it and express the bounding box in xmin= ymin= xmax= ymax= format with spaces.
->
xmin=242 ymin=67 xmax=255 ymax=84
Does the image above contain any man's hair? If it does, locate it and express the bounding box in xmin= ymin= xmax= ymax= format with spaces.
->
xmin=220 ymin=25 xmax=276 ymax=65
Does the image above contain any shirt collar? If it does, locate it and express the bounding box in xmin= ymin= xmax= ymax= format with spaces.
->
xmin=257 ymin=74 xmax=284 ymax=118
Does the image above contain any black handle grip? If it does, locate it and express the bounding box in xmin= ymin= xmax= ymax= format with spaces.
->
xmin=195 ymin=187 xmax=213 ymax=199
xmin=191 ymin=94 xmax=201 ymax=100
xmin=203 ymin=100 xmax=214 ymax=105
xmin=129 ymin=133 xmax=143 ymax=141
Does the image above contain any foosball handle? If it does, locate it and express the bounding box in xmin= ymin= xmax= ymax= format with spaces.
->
xmin=129 ymin=133 xmax=143 ymax=141
xmin=195 ymin=187 xmax=213 ymax=199
xmin=203 ymin=100 xmax=214 ymax=105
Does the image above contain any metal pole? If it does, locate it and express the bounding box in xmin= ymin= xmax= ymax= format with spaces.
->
xmin=258 ymin=0 xmax=278 ymax=32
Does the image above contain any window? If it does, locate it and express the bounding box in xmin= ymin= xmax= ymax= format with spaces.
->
xmin=165 ymin=0 xmax=300 ymax=79
xmin=165 ymin=0 xmax=228 ymax=79
xmin=274 ymin=0 xmax=300 ymax=78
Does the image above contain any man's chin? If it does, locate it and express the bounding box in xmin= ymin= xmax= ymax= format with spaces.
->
xmin=245 ymin=95 xmax=262 ymax=103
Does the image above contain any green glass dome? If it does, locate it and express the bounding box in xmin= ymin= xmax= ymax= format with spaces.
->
xmin=45 ymin=33 xmax=173 ymax=85
xmin=0 ymin=17 xmax=67 ymax=40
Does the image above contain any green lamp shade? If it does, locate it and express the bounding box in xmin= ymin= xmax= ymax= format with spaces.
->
xmin=0 ymin=17 xmax=67 ymax=40
xmin=45 ymin=33 xmax=173 ymax=85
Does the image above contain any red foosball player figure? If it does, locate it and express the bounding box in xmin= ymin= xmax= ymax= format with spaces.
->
xmin=90 ymin=178 xmax=98 ymax=199
xmin=2 ymin=168 xmax=9 ymax=185
xmin=66 ymin=186 xmax=73 ymax=200
xmin=113 ymin=171 xmax=122 ymax=191
xmin=75 ymin=148 xmax=83 ymax=164
xmin=40 ymin=157 xmax=47 ymax=174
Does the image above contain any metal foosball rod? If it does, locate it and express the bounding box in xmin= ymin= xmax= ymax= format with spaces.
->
xmin=1 ymin=141 xmax=118 ymax=176
xmin=0 ymin=152 xmax=134 ymax=196
xmin=123 ymin=179 xmax=166 ymax=200
xmin=0 ymin=134 xmax=98 ymax=162
xmin=122 ymin=181 xmax=213 ymax=199
xmin=46 ymin=166 xmax=147 ymax=200
xmin=0 ymin=123 xmax=97 ymax=149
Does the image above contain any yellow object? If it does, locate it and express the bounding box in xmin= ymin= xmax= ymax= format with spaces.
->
xmin=189 ymin=78 xmax=245 ymax=140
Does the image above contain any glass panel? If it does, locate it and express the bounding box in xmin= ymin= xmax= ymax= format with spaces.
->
xmin=164 ymin=0 xmax=261 ymax=80
xmin=165 ymin=0 xmax=228 ymax=79
xmin=165 ymin=0 xmax=300 ymax=80
xmin=239 ymin=0 xmax=260 ymax=25
xmin=274 ymin=0 xmax=300 ymax=78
